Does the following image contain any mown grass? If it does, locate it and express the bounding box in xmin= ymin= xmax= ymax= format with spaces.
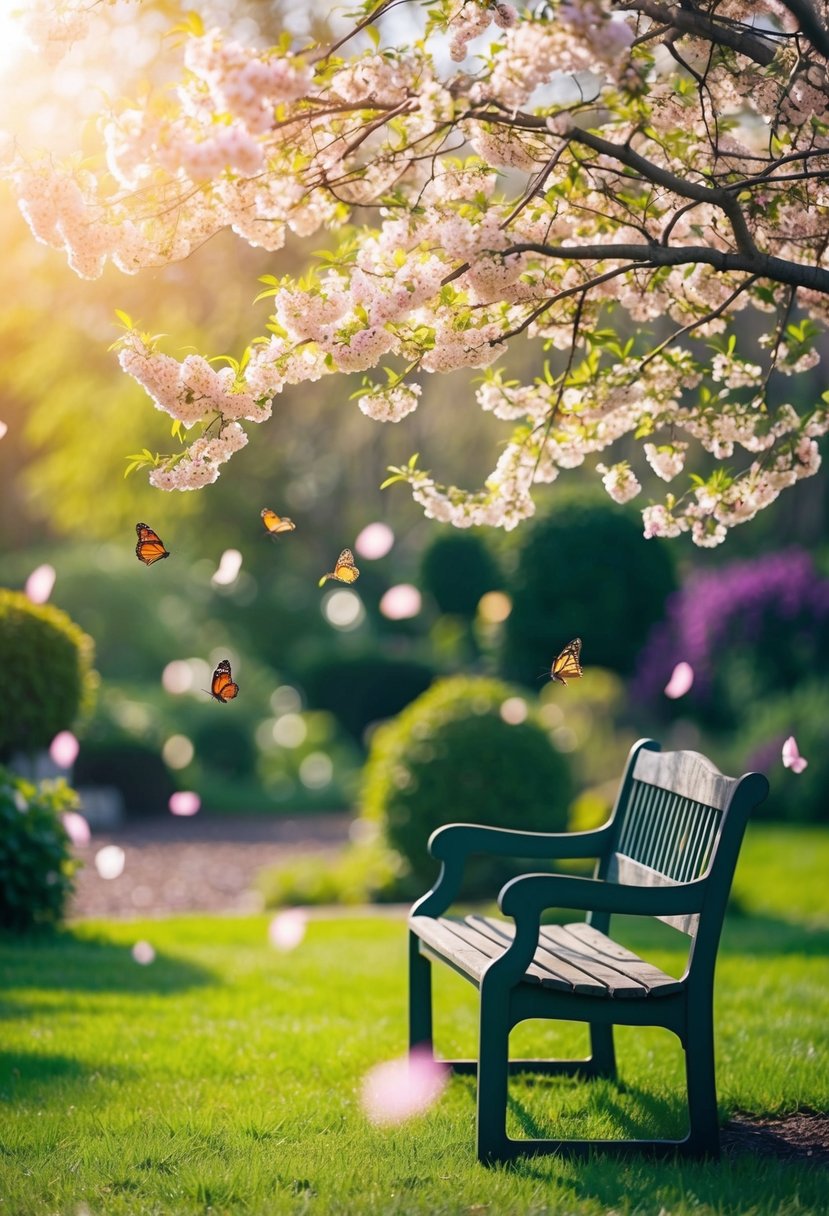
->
xmin=1 ymin=823 xmax=828 ymax=1216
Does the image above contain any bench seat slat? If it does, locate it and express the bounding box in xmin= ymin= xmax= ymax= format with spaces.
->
xmin=466 ymin=916 xmax=602 ymax=994
xmin=554 ymin=923 xmax=683 ymax=995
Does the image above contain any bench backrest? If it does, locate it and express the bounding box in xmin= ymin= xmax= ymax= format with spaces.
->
xmin=591 ymin=741 xmax=768 ymax=952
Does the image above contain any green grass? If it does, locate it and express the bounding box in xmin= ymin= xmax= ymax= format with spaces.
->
xmin=1 ymin=823 xmax=828 ymax=1215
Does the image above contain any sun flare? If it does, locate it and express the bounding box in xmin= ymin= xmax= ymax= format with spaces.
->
xmin=0 ymin=2 xmax=29 ymax=78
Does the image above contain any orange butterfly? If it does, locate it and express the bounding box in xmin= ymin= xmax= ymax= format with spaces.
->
xmin=261 ymin=507 xmax=296 ymax=536
xmin=208 ymin=658 xmax=239 ymax=704
xmin=318 ymin=548 xmax=360 ymax=587
xmin=135 ymin=522 xmax=170 ymax=566
xmin=549 ymin=637 xmax=583 ymax=686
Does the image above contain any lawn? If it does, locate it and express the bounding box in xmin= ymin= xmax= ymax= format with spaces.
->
xmin=1 ymin=824 xmax=828 ymax=1216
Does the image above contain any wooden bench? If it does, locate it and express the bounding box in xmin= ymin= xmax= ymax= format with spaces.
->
xmin=408 ymin=739 xmax=768 ymax=1162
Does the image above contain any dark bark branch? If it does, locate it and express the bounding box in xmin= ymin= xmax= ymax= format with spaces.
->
xmin=504 ymin=241 xmax=829 ymax=295
xmin=618 ymin=1 xmax=779 ymax=66
xmin=777 ymin=0 xmax=829 ymax=59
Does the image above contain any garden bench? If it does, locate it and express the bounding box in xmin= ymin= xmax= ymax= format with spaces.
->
xmin=408 ymin=738 xmax=768 ymax=1163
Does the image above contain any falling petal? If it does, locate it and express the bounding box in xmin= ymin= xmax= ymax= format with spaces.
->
xmin=0 ymin=420 xmax=7 ymax=440
xmin=168 ymin=790 xmax=201 ymax=817
xmin=268 ymin=909 xmax=307 ymax=952
xmin=25 ymin=564 xmax=56 ymax=604
xmin=354 ymin=522 xmax=395 ymax=560
xmin=379 ymin=584 xmax=422 ymax=621
xmin=782 ymin=735 xmax=808 ymax=774
xmin=664 ymin=661 xmax=694 ymax=699
xmin=62 ymin=811 xmax=90 ymax=846
xmin=94 ymin=845 xmax=125 ymax=880
xmin=49 ymin=730 xmax=79 ymax=768
xmin=132 ymin=940 xmax=156 ymax=965
xmin=211 ymin=548 xmax=243 ymax=586
xmin=361 ymin=1047 xmax=448 ymax=1126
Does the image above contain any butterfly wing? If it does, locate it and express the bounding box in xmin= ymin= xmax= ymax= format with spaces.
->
xmin=333 ymin=549 xmax=360 ymax=584
xmin=551 ymin=637 xmax=583 ymax=685
xmin=261 ymin=508 xmax=296 ymax=535
xmin=135 ymin=522 xmax=169 ymax=566
xmin=211 ymin=659 xmax=239 ymax=703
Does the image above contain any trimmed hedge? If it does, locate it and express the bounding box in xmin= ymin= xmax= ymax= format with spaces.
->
xmin=0 ymin=590 xmax=96 ymax=760
xmin=420 ymin=529 xmax=502 ymax=617
xmin=0 ymin=767 xmax=79 ymax=931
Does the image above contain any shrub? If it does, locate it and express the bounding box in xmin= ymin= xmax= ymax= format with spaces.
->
xmin=727 ymin=683 xmax=829 ymax=823
xmin=73 ymin=738 xmax=176 ymax=816
xmin=420 ymin=529 xmax=502 ymax=617
xmin=0 ymin=767 xmax=79 ymax=931
xmin=360 ymin=676 xmax=573 ymax=893
xmin=299 ymin=651 xmax=435 ymax=744
xmin=257 ymin=839 xmax=420 ymax=908
xmin=192 ymin=716 xmax=257 ymax=779
xmin=501 ymin=488 xmax=677 ymax=684
xmin=0 ymin=590 xmax=96 ymax=760
xmin=632 ymin=549 xmax=829 ymax=730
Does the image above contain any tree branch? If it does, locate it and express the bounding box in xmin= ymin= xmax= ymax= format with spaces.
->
xmin=618 ymin=1 xmax=779 ymax=66
xmin=777 ymin=0 xmax=829 ymax=59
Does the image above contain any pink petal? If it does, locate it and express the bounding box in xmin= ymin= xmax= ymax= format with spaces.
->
xmin=782 ymin=735 xmax=808 ymax=774
xmin=354 ymin=522 xmax=395 ymax=560
xmin=168 ymin=790 xmax=201 ymax=817
xmin=361 ymin=1047 xmax=448 ymax=1126
xmin=664 ymin=661 xmax=694 ymax=699
xmin=49 ymin=730 xmax=79 ymax=768
xmin=94 ymin=845 xmax=125 ymax=880
xmin=131 ymin=940 xmax=156 ymax=965
xmin=62 ymin=811 xmax=90 ymax=846
xmin=379 ymin=583 xmax=422 ymax=621
xmin=25 ymin=564 xmax=56 ymax=604
xmin=268 ymin=909 xmax=307 ymax=951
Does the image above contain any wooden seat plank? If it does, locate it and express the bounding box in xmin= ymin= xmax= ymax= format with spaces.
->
xmin=563 ymin=923 xmax=683 ymax=995
xmin=468 ymin=916 xmax=610 ymax=996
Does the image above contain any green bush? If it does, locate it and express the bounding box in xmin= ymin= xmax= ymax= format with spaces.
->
xmin=74 ymin=738 xmax=177 ymax=816
xmin=420 ymin=529 xmax=502 ymax=617
xmin=0 ymin=590 xmax=96 ymax=760
xmin=0 ymin=767 xmax=79 ymax=931
xmin=728 ymin=683 xmax=829 ymax=823
xmin=501 ymin=488 xmax=677 ymax=684
xmin=299 ymin=651 xmax=435 ymax=744
xmin=257 ymin=839 xmax=420 ymax=908
xmin=360 ymin=676 xmax=573 ymax=893
xmin=191 ymin=716 xmax=257 ymax=779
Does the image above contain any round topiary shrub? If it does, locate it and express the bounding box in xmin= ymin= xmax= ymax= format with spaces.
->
xmin=501 ymin=489 xmax=677 ymax=684
xmin=0 ymin=590 xmax=97 ymax=761
xmin=420 ymin=529 xmax=502 ymax=617
xmin=300 ymin=651 xmax=436 ymax=743
xmin=728 ymin=683 xmax=829 ymax=823
xmin=360 ymin=676 xmax=573 ymax=893
xmin=0 ymin=767 xmax=79 ymax=932
xmin=74 ymin=738 xmax=176 ymax=816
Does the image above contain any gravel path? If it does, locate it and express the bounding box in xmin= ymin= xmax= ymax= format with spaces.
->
xmin=69 ymin=812 xmax=351 ymax=919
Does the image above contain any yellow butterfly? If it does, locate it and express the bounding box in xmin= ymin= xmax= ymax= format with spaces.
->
xmin=261 ymin=507 xmax=296 ymax=536
xmin=549 ymin=637 xmax=583 ymax=686
xmin=319 ymin=549 xmax=360 ymax=587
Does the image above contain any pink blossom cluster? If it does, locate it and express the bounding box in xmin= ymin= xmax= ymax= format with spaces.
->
xmin=185 ymin=33 xmax=312 ymax=134
xmin=596 ymin=461 xmax=641 ymax=504
xmin=357 ymin=384 xmax=422 ymax=423
xmin=447 ymin=2 xmax=517 ymax=64
xmin=149 ymin=420 xmax=248 ymax=492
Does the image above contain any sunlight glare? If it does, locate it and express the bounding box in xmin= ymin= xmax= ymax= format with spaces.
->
xmin=0 ymin=3 xmax=29 ymax=79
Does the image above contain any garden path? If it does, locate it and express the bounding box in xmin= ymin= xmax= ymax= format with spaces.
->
xmin=68 ymin=812 xmax=351 ymax=918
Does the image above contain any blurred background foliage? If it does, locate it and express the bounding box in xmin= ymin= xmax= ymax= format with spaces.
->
xmin=2 ymin=0 xmax=829 ymax=911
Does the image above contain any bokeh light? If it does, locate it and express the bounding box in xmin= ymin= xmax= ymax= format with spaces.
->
xmin=299 ymin=751 xmax=333 ymax=789
xmin=664 ymin=661 xmax=694 ymax=699
xmin=131 ymin=940 xmax=156 ymax=965
xmin=25 ymin=564 xmax=56 ymax=604
xmin=354 ymin=521 xmax=395 ymax=560
xmin=270 ymin=685 xmax=302 ymax=714
xmin=272 ymin=714 xmax=307 ymax=748
xmin=361 ymin=1047 xmax=448 ymax=1126
xmin=379 ymin=584 xmax=421 ymax=620
xmin=323 ymin=589 xmax=365 ymax=630
xmin=168 ymin=790 xmax=201 ymax=816
xmin=268 ymin=909 xmax=307 ymax=951
xmin=49 ymin=730 xmax=79 ymax=768
xmin=94 ymin=845 xmax=125 ymax=880
xmin=162 ymin=658 xmax=211 ymax=695
xmin=499 ymin=697 xmax=528 ymax=725
xmin=162 ymin=734 xmax=195 ymax=769
xmin=211 ymin=548 xmax=243 ymax=586
xmin=477 ymin=591 xmax=512 ymax=623
xmin=62 ymin=811 xmax=90 ymax=846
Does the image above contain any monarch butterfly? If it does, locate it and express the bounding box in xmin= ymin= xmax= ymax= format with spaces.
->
xmin=135 ymin=522 xmax=170 ymax=566
xmin=208 ymin=658 xmax=239 ymax=704
xmin=318 ymin=549 xmax=360 ymax=587
xmin=261 ymin=507 xmax=296 ymax=536
xmin=549 ymin=637 xmax=583 ymax=686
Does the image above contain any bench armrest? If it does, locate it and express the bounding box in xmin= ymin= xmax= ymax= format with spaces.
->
xmin=499 ymin=872 xmax=707 ymax=920
xmin=411 ymin=822 xmax=614 ymax=919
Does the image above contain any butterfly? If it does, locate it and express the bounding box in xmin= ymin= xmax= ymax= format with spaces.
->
xmin=261 ymin=507 xmax=296 ymax=536
xmin=318 ymin=549 xmax=360 ymax=587
xmin=208 ymin=658 xmax=239 ymax=704
xmin=549 ymin=637 xmax=583 ymax=686
xmin=135 ymin=522 xmax=170 ymax=566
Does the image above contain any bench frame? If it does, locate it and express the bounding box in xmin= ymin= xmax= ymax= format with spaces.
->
xmin=408 ymin=738 xmax=768 ymax=1163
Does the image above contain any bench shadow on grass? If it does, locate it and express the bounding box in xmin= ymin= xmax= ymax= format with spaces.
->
xmin=0 ymin=1048 xmax=133 ymax=1105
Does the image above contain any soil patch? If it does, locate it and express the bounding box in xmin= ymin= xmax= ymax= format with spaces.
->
xmin=723 ymin=1108 xmax=829 ymax=1166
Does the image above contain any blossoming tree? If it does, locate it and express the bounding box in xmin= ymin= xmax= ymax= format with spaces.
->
xmin=7 ymin=0 xmax=829 ymax=544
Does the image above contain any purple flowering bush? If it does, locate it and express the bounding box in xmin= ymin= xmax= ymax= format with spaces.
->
xmin=632 ymin=549 xmax=829 ymax=730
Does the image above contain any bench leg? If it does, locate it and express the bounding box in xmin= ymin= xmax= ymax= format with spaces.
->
xmin=408 ymin=933 xmax=433 ymax=1052
xmin=589 ymin=1023 xmax=617 ymax=1080
xmin=476 ymin=993 xmax=511 ymax=1164
xmin=684 ymin=1016 xmax=720 ymax=1158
